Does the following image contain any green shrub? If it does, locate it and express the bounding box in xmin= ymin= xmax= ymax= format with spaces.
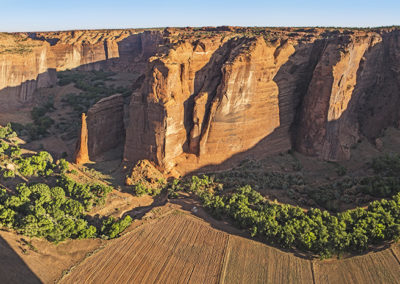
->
xmin=336 ymin=165 xmax=347 ymax=176
xmin=0 ymin=141 xmax=9 ymax=153
xmin=2 ymin=170 xmax=15 ymax=179
xmin=57 ymin=175 xmax=113 ymax=210
xmin=176 ymin=174 xmax=400 ymax=257
xmin=167 ymin=179 xmax=182 ymax=199
xmin=0 ymin=123 xmax=13 ymax=139
xmin=372 ymin=154 xmax=400 ymax=176
xmin=57 ymin=159 xmax=69 ymax=174
xmin=15 ymin=151 xmax=54 ymax=177
xmin=133 ymin=182 xmax=161 ymax=196
xmin=101 ymin=215 xmax=132 ymax=239
xmin=10 ymin=147 xmax=21 ymax=158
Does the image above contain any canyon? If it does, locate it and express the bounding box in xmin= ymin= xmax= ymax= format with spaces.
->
xmin=1 ymin=27 xmax=400 ymax=175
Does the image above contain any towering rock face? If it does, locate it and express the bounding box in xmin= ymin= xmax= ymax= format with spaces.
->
xmin=0 ymin=34 xmax=55 ymax=105
xmin=2 ymin=28 xmax=400 ymax=174
xmin=295 ymin=34 xmax=377 ymax=160
xmin=87 ymin=94 xmax=125 ymax=158
xmin=74 ymin=113 xmax=90 ymax=164
xmin=124 ymin=32 xmax=313 ymax=172
xmin=123 ymin=28 xmax=400 ymax=174
xmin=295 ymin=31 xmax=400 ymax=161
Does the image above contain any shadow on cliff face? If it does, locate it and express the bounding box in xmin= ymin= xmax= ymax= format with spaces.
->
xmin=182 ymin=38 xmax=329 ymax=174
xmin=0 ymin=235 xmax=41 ymax=283
xmin=182 ymin=38 xmax=242 ymax=154
xmin=356 ymin=33 xmax=400 ymax=142
xmin=306 ymin=33 xmax=400 ymax=161
xmin=185 ymin=31 xmax=400 ymax=175
xmin=0 ymin=32 xmax=164 ymax=161
xmin=0 ymin=31 xmax=163 ymax=106
xmin=0 ymin=70 xmax=57 ymax=113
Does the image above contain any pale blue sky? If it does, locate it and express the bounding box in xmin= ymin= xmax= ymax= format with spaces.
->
xmin=0 ymin=0 xmax=398 ymax=32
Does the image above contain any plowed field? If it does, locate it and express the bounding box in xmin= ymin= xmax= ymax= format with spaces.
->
xmin=314 ymin=247 xmax=400 ymax=284
xmin=60 ymin=211 xmax=400 ymax=284
xmin=61 ymin=213 xmax=228 ymax=284
xmin=221 ymin=236 xmax=313 ymax=283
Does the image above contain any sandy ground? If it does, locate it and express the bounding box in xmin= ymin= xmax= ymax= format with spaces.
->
xmin=0 ymin=229 xmax=103 ymax=284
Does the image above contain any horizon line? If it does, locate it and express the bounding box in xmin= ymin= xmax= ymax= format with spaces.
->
xmin=1 ymin=24 xmax=400 ymax=34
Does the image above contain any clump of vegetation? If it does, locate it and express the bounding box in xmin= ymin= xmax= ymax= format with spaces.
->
xmin=165 ymin=165 xmax=400 ymax=258
xmin=358 ymin=176 xmax=400 ymax=197
xmin=15 ymin=151 xmax=54 ymax=177
xmin=0 ymin=183 xmax=97 ymax=242
xmin=58 ymin=70 xmax=130 ymax=114
xmin=57 ymin=175 xmax=113 ymax=210
xmin=215 ymin=168 xmax=304 ymax=190
xmin=2 ymin=170 xmax=15 ymax=179
xmin=0 ymin=123 xmax=17 ymax=139
xmin=100 ymin=215 xmax=132 ymax=239
xmin=0 ymin=125 xmax=131 ymax=241
xmin=57 ymin=158 xmax=69 ymax=174
xmin=26 ymin=100 xmax=55 ymax=140
xmin=10 ymin=98 xmax=56 ymax=141
xmin=167 ymin=179 xmax=183 ymax=199
xmin=133 ymin=182 xmax=162 ymax=196
xmin=371 ymin=154 xmax=400 ymax=176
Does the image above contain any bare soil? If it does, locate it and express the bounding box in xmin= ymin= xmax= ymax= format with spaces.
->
xmin=0 ymin=229 xmax=103 ymax=284
xmin=60 ymin=212 xmax=228 ymax=284
xmin=222 ymin=235 xmax=314 ymax=284
xmin=314 ymin=248 xmax=400 ymax=284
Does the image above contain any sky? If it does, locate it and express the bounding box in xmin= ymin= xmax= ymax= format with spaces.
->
xmin=0 ymin=0 xmax=399 ymax=32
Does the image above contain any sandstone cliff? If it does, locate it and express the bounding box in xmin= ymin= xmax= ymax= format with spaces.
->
xmin=123 ymin=27 xmax=400 ymax=174
xmin=0 ymin=30 xmax=163 ymax=106
xmin=2 ymin=27 xmax=400 ymax=174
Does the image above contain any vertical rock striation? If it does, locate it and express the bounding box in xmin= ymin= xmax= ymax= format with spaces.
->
xmin=123 ymin=28 xmax=400 ymax=174
xmin=124 ymin=34 xmax=307 ymax=173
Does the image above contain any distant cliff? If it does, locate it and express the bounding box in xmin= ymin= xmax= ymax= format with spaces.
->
xmin=0 ymin=29 xmax=162 ymax=104
xmin=2 ymin=27 xmax=400 ymax=174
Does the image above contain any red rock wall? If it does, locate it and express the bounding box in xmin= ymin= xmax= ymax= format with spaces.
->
xmin=3 ymin=28 xmax=400 ymax=173
xmin=123 ymin=28 xmax=400 ymax=174
xmin=0 ymin=30 xmax=163 ymax=105
xmin=124 ymin=34 xmax=312 ymax=173
xmin=87 ymin=94 xmax=125 ymax=158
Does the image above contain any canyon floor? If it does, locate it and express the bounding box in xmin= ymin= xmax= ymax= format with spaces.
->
xmin=1 ymin=129 xmax=400 ymax=283
xmin=3 ymin=201 xmax=400 ymax=284
xmin=2 ymin=77 xmax=400 ymax=282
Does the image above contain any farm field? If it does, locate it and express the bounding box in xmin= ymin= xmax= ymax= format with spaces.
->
xmin=60 ymin=209 xmax=400 ymax=284
xmin=221 ymin=236 xmax=313 ymax=284
xmin=314 ymin=248 xmax=400 ymax=284
xmin=60 ymin=212 xmax=229 ymax=284
xmin=391 ymin=243 xmax=400 ymax=263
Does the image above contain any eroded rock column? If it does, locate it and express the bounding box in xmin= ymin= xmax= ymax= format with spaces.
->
xmin=74 ymin=113 xmax=90 ymax=164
